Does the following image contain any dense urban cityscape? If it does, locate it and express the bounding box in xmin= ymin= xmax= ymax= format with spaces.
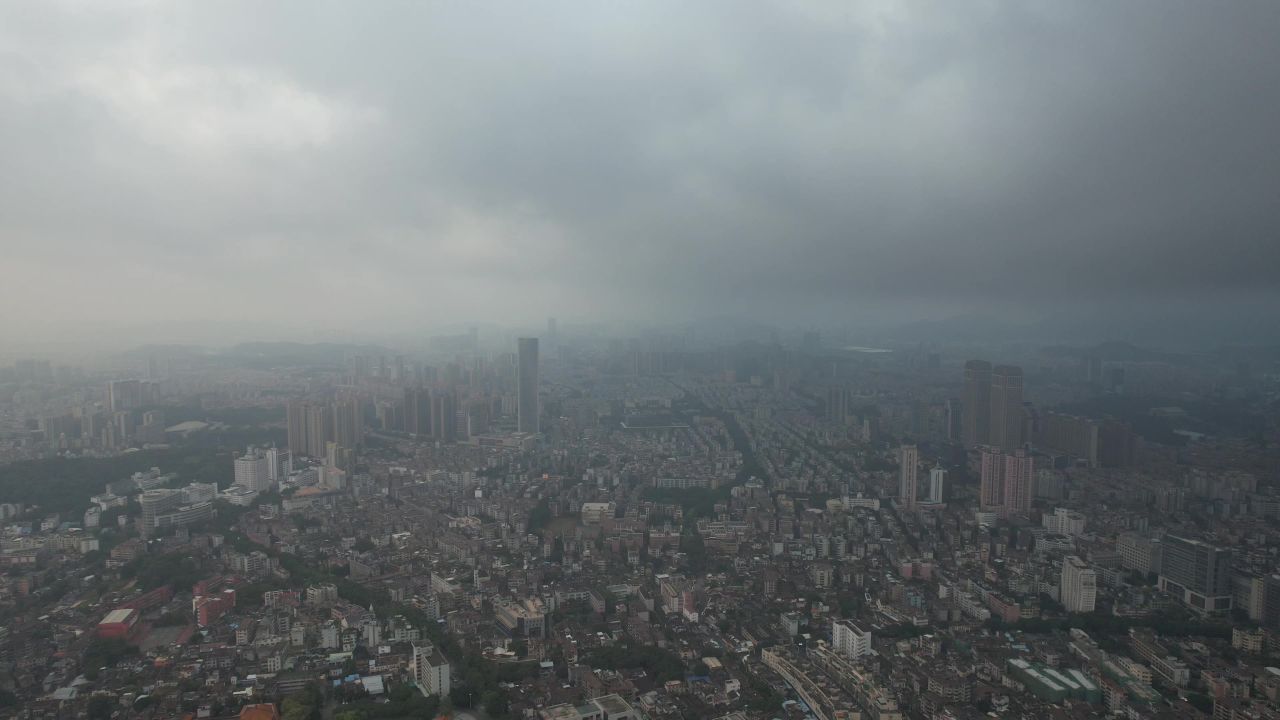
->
xmin=0 ymin=329 xmax=1278 ymax=720
xmin=5 ymin=2 xmax=1280 ymax=719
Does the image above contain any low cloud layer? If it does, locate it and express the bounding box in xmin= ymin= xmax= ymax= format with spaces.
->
xmin=2 ymin=2 xmax=1279 ymax=348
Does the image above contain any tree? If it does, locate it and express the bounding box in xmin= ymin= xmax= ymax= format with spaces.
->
xmin=679 ymin=525 xmax=708 ymax=573
xmin=483 ymin=690 xmax=510 ymax=717
xmin=87 ymin=696 xmax=113 ymax=720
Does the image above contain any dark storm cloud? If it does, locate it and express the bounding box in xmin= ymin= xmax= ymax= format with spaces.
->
xmin=1 ymin=1 xmax=1278 ymax=346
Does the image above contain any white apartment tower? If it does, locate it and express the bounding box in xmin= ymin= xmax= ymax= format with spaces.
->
xmin=928 ymin=466 xmax=946 ymax=504
xmin=234 ymin=450 xmax=270 ymax=492
xmin=1061 ymin=555 xmax=1097 ymax=613
xmin=833 ymin=619 xmax=872 ymax=659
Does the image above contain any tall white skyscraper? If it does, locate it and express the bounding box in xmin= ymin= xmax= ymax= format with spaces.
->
xmin=928 ymin=466 xmax=946 ymax=504
xmin=898 ymin=444 xmax=918 ymax=509
xmin=1061 ymin=555 xmax=1097 ymax=613
xmin=517 ymin=337 xmax=540 ymax=434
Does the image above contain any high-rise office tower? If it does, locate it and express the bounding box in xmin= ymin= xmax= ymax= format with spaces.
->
xmin=990 ymin=365 xmax=1024 ymax=451
xmin=1061 ymin=556 xmax=1097 ymax=612
xmin=517 ymin=338 xmax=540 ymax=434
xmin=979 ymin=446 xmax=1004 ymax=510
xmin=898 ymin=444 xmax=918 ymax=509
xmin=945 ymin=398 xmax=963 ymax=442
xmin=928 ymin=466 xmax=946 ymax=504
xmin=962 ymin=360 xmax=992 ymax=447
xmin=1001 ymin=448 xmax=1034 ymax=517
xmin=1159 ymin=536 xmax=1234 ymax=614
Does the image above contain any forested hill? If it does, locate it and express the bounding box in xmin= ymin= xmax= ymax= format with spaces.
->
xmin=0 ymin=447 xmax=231 ymax=516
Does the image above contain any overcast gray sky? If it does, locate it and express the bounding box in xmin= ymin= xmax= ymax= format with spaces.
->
xmin=2 ymin=1 xmax=1279 ymax=349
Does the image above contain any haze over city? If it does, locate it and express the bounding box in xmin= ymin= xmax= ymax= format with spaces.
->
xmin=3 ymin=4 xmax=1280 ymax=720
xmin=3 ymin=2 xmax=1280 ymax=353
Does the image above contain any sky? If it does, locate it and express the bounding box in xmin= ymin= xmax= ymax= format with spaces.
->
xmin=2 ymin=1 xmax=1279 ymax=351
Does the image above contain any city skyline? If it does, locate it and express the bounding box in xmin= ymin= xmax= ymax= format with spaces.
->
xmin=1 ymin=3 xmax=1279 ymax=719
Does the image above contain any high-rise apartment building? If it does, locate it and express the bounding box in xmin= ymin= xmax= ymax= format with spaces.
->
xmin=286 ymin=400 xmax=349 ymax=459
xmin=980 ymin=446 xmax=1033 ymax=516
xmin=979 ymin=446 xmax=1004 ymax=511
xmin=832 ymin=619 xmax=872 ymax=659
xmin=1002 ymin=448 xmax=1034 ymax=517
xmin=234 ymin=451 xmax=270 ymax=492
xmin=265 ymin=446 xmax=291 ymax=483
xmin=962 ymin=360 xmax=992 ymax=447
xmin=1037 ymin=412 xmax=1100 ymax=468
xmin=1061 ymin=555 xmax=1097 ymax=612
xmin=1159 ymin=535 xmax=1233 ymax=614
xmin=306 ymin=403 xmax=333 ymax=459
xmin=412 ymin=642 xmax=451 ymax=696
xmin=989 ymin=365 xmax=1024 ymax=451
xmin=333 ymin=397 xmax=362 ymax=451
xmin=286 ymin=401 xmax=307 ymax=458
xmin=108 ymin=379 xmax=145 ymax=412
xmin=431 ymin=392 xmax=457 ymax=443
xmin=403 ymin=387 xmax=432 ymax=437
xmin=517 ymin=337 xmax=540 ymax=434
xmin=898 ymin=444 xmax=918 ymax=509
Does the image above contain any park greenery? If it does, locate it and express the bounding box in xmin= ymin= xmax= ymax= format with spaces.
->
xmin=0 ymin=447 xmax=231 ymax=514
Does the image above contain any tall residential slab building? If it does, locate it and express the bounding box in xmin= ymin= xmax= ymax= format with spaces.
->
xmin=286 ymin=400 xmax=344 ymax=459
xmin=980 ymin=446 xmax=1034 ymax=516
xmin=989 ymin=365 xmax=1024 ymax=451
xmin=898 ymin=444 xmax=918 ymax=509
xmin=1002 ymin=448 xmax=1034 ymax=517
xmin=979 ymin=446 xmax=1004 ymax=510
xmin=962 ymin=360 xmax=992 ymax=447
xmin=517 ymin=337 xmax=540 ymax=434
xmin=1061 ymin=555 xmax=1097 ymax=612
